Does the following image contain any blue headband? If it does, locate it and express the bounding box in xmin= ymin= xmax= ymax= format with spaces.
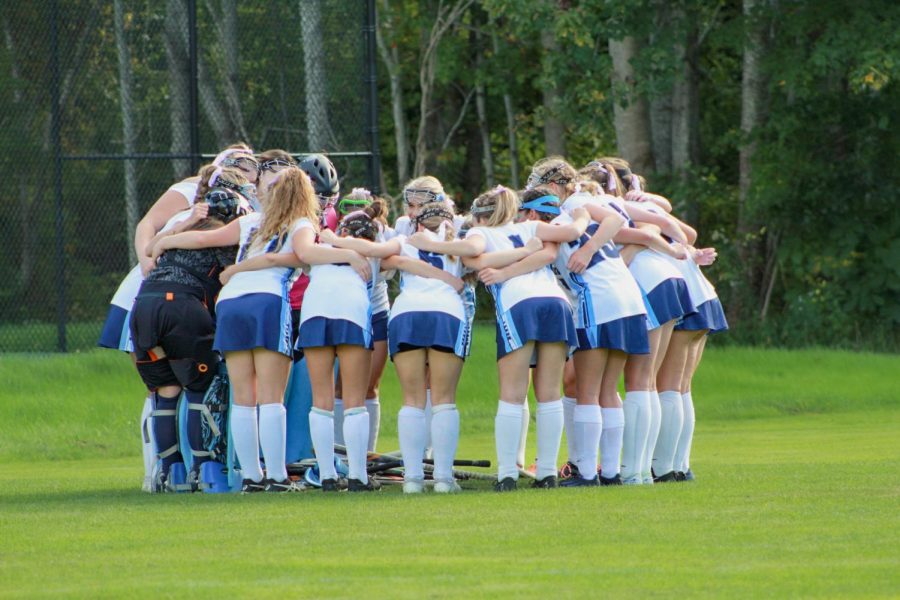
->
xmin=520 ymin=195 xmax=561 ymax=215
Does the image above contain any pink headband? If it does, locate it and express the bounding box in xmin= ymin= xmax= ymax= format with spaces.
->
xmin=208 ymin=166 xmax=224 ymax=188
xmin=631 ymin=174 xmax=642 ymax=192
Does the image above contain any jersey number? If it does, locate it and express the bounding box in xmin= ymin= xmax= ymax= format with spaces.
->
xmin=417 ymin=250 xmax=444 ymax=270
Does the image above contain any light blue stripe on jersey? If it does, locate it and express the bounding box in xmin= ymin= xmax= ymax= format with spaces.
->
xmin=363 ymin=277 xmax=374 ymax=348
xmin=637 ymin=281 xmax=661 ymax=330
xmin=456 ymin=284 xmax=476 ymax=357
xmin=278 ymin=267 xmax=295 ymax=355
xmin=568 ymin=273 xmax=598 ymax=347
xmin=490 ymin=283 xmax=521 ymax=354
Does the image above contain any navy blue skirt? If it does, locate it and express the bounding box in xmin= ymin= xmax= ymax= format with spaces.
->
xmin=214 ymin=293 xmax=292 ymax=356
xmin=646 ymin=278 xmax=696 ymax=326
xmin=495 ymin=297 xmax=578 ymax=360
xmin=576 ymin=314 xmax=650 ymax=354
xmin=297 ymin=317 xmax=372 ymax=350
xmin=389 ymin=311 xmax=466 ymax=359
xmin=676 ymin=298 xmax=729 ymax=334
xmin=98 ymin=304 xmax=132 ymax=352
xmin=371 ymin=310 xmax=389 ymax=342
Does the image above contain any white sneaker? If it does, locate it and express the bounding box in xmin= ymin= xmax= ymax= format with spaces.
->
xmin=142 ymin=476 xmax=152 ymax=493
xmin=622 ymin=475 xmax=643 ymax=486
xmin=402 ymin=480 xmax=425 ymax=494
xmin=641 ymin=474 xmax=654 ymax=485
xmin=433 ymin=480 xmax=462 ymax=494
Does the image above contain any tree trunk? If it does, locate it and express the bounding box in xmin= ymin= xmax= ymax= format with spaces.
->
xmin=300 ymin=0 xmax=332 ymax=151
xmin=413 ymin=0 xmax=474 ymax=177
xmin=735 ymin=0 xmax=771 ymax=319
xmin=376 ymin=1 xmax=410 ymax=186
xmin=492 ymin=32 xmax=519 ymax=188
xmin=474 ymin=26 xmax=494 ymax=187
xmin=608 ymin=36 xmax=655 ymax=175
xmin=540 ymin=28 xmax=566 ymax=156
xmin=671 ymin=22 xmax=701 ymax=221
xmin=219 ymin=0 xmax=247 ymax=141
xmin=165 ymin=0 xmax=192 ymax=178
xmin=114 ymin=0 xmax=140 ymax=266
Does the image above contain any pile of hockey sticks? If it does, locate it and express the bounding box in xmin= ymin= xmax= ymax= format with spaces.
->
xmin=286 ymin=444 xmax=494 ymax=488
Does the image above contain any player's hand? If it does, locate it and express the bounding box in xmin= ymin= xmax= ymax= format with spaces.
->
xmin=149 ymin=238 xmax=171 ymax=264
xmin=219 ymin=265 xmax=237 ymax=286
xmin=447 ymin=275 xmax=465 ymax=293
xmin=668 ymin=242 xmax=688 ymax=260
xmin=625 ymin=190 xmax=646 ymax=202
xmin=479 ymin=268 xmax=507 ymax=286
xmin=318 ymin=228 xmax=339 ymax=245
xmin=188 ymin=202 xmax=209 ymax=223
xmin=693 ymin=247 xmax=717 ymax=266
xmin=567 ymin=245 xmax=594 ymax=274
xmin=407 ymin=232 xmax=431 ymax=250
xmin=525 ymin=237 xmax=543 ymax=254
xmin=349 ymin=252 xmax=372 ymax=282
xmin=139 ymin=255 xmax=156 ymax=277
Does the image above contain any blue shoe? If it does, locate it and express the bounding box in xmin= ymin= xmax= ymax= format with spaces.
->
xmin=559 ymin=475 xmax=600 ymax=487
xmin=600 ymin=474 xmax=623 ymax=486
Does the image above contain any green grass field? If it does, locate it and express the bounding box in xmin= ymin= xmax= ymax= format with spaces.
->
xmin=1 ymin=328 xmax=898 ymax=598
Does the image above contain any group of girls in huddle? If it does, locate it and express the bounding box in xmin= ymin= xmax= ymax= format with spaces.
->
xmin=100 ymin=142 xmax=726 ymax=494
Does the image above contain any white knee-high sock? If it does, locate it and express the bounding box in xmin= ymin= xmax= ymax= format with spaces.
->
xmin=398 ymin=406 xmax=426 ymax=481
xmin=675 ymin=391 xmax=695 ymax=472
xmin=231 ymin=405 xmax=263 ymax=483
xmin=516 ymin=398 xmax=530 ymax=468
xmin=141 ymin=394 xmax=155 ymax=479
xmin=535 ymin=400 xmax=564 ymax=480
xmin=643 ymin=391 xmax=662 ymax=479
xmin=365 ymin=396 xmax=380 ymax=452
xmin=431 ymin=404 xmax=459 ymax=482
xmin=600 ymin=407 xmax=625 ymax=477
xmin=562 ymin=396 xmax=577 ymax=463
xmin=495 ymin=401 xmax=523 ymax=480
xmin=573 ymin=404 xmax=602 ymax=478
xmin=653 ymin=390 xmax=684 ymax=476
xmin=424 ymin=389 xmax=433 ymax=455
xmin=343 ymin=407 xmax=370 ymax=483
xmin=332 ymin=398 xmax=344 ymax=445
xmin=309 ymin=407 xmax=336 ymax=481
xmin=621 ymin=391 xmax=651 ymax=481
xmin=258 ymin=403 xmax=287 ymax=482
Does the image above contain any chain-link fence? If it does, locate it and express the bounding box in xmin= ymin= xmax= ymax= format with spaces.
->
xmin=0 ymin=0 xmax=379 ymax=352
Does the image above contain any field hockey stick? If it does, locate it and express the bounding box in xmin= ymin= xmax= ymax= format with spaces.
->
xmin=334 ymin=444 xmax=497 ymax=480
xmin=334 ymin=444 xmax=491 ymax=468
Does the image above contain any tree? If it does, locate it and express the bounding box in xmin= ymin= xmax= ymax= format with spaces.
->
xmin=114 ymin=0 xmax=139 ymax=266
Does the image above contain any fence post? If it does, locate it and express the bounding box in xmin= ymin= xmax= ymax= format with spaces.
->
xmin=364 ymin=0 xmax=381 ymax=194
xmin=50 ymin=0 xmax=67 ymax=352
xmin=188 ymin=0 xmax=200 ymax=172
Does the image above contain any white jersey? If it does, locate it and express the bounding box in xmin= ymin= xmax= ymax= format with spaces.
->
xmin=394 ymin=214 xmax=466 ymax=237
xmin=108 ymin=181 xmax=198 ymax=311
xmin=550 ymin=212 xmax=645 ymax=328
xmin=216 ymin=214 xmax=309 ymax=303
xmin=300 ymin=253 xmax=379 ymax=333
xmin=466 ymin=221 xmax=568 ymax=312
xmin=390 ymin=233 xmax=465 ymax=322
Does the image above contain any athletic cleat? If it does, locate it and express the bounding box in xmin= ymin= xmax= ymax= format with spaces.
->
xmin=348 ymin=476 xmax=382 ymax=492
xmin=187 ymin=468 xmax=209 ymax=493
xmin=320 ymin=478 xmax=340 ymax=492
xmin=641 ymin=473 xmax=654 ymax=485
xmin=557 ymin=461 xmax=580 ymax=480
xmin=150 ymin=463 xmax=168 ymax=493
xmin=402 ymin=479 xmax=425 ymax=494
xmin=684 ymin=469 xmax=696 ymax=482
xmin=494 ymin=477 xmax=518 ymax=492
xmin=622 ymin=475 xmax=644 ymax=486
xmin=600 ymin=474 xmax=623 ymax=486
xmin=240 ymin=479 xmax=266 ymax=493
xmin=559 ymin=475 xmax=600 ymax=487
xmin=653 ymin=471 xmax=678 ymax=483
xmin=264 ymin=478 xmax=306 ymax=493
xmin=142 ymin=475 xmax=153 ymax=494
xmin=433 ymin=479 xmax=462 ymax=494
xmin=531 ymin=475 xmax=558 ymax=489
xmin=674 ymin=471 xmax=687 ymax=482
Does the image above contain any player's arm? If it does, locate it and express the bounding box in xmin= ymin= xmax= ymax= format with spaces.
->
xmin=150 ymin=218 xmax=241 ymax=261
xmin=565 ymin=204 xmax=627 ymax=273
xmin=475 ymin=243 xmax=559 ymax=286
xmin=464 ymin=237 xmax=542 ymax=270
xmin=623 ymin=202 xmax=687 ymax=244
xmin=534 ymin=208 xmax=592 ymax=243
xmin=318 ymin=229 xmax=401 ymax=258
xmin=135 ymin=187 xmax=193 ymax=275
xmin=382 ymin=255 xmax=464 ymax=293
xmin=292 ymin=227 xmax=371 ymax=281
xmin=219 ymin=252 xmax=302 ymax=285
xmin=407 ymin=231 xmax=486 ymax=257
